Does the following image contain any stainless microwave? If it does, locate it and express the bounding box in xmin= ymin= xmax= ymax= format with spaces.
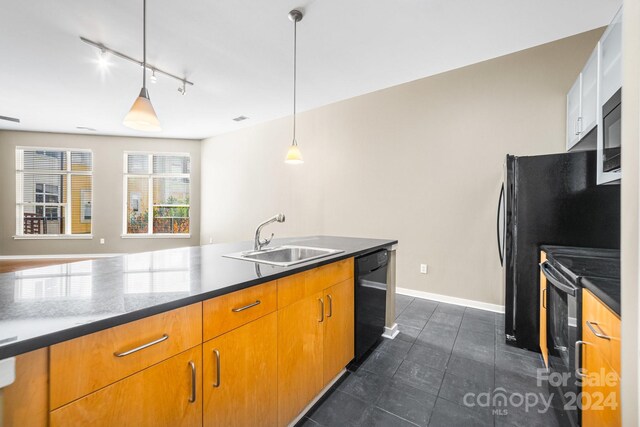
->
xmin=602 ymin=88 xmax=621 ymax=173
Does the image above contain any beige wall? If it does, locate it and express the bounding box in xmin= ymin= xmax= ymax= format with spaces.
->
xmin=201 ymin=29 xmax=603 ymax=306
xmin=0 ymin=131 xmax=201 ymax=255
xmin=621 ymin=0 xmax=639 ymax=424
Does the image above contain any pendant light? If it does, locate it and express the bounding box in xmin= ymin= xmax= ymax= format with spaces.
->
xmin=123 ymin=0 xmax=161 ymax=132
xmin=285 ymin=9 xmax=304 ymax=164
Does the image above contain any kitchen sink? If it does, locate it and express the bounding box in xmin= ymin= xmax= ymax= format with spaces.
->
xmin=223 ymin=245 xmax=343 ymax=267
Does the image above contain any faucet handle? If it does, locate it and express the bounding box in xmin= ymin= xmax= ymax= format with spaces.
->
xmin=261 ymin=233 xmax=274 ymax=247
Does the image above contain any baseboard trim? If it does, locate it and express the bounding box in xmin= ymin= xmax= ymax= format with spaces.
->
xmin=382 ymin=323 xmax=399 ymax=339
xmin=0 ymin=253 xmax=122 ymax=260
xmin=288 ymin=368 xmax=347 ymax=427
xmin=396 ymin=287 xmax=505 ymax=313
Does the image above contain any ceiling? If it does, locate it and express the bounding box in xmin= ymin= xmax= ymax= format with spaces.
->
xmin=0 ymin=0 xmax=621 ymax=140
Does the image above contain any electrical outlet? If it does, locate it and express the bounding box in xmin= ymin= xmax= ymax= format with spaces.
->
xmin=420 ymin=264 xmax=428 ymax=274
xmin=209 ymin=237 xmax=213 ymax=244
xmin=99 ymin=238 xmax=105 ymax=245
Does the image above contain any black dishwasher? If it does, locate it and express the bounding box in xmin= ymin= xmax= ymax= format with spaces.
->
xmin=354 ymin=249 xmax=388 ymax=361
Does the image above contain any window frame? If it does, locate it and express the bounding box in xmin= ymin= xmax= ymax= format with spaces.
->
xmin=122 ymin=151 xmax=191 ymax=238
xmin=14 ymin=146 xmax=93 ymax=240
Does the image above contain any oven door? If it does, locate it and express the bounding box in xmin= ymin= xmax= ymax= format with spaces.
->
xmin=541 ymin=262 xmax=581 ymax=424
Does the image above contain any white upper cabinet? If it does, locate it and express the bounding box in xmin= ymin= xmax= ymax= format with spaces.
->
xmin=566 ymin=6 xmax=622 ymax=157
xmin=599 ymin=7 xmax=622 ymax=105
xmin=566 ymin=45 xmax=598 ymax=151
xmin=566 ymin=76 xmax=582 ymax=150
xmin=580 ymin=47 xmax=599 ymax=137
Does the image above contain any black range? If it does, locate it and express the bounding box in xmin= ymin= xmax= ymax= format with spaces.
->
xmin=0 ymin=236 xmax=396 ymax=359
xmin=541 ymin=245 xmax=620 ymax=315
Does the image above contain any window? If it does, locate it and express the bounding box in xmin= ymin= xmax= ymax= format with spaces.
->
xmin=123 ymin=152 xmax=190 ymax=236
xmin=16 ymin=148 xmax=93 ymax=237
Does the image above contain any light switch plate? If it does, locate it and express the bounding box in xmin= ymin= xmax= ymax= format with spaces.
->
xmin=420 ymin=264 xmax=428 ymax=274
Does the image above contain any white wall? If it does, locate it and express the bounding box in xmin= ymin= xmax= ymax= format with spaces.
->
xmin=0 ymin=131 xmax=201 ymax=255
xmin=201 ymin=29 xmax=603 ymax=306
xmin=620 ymin=0 xmax=639 ymax=424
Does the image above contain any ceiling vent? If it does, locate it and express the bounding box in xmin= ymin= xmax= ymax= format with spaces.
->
xmin=233 ymin=116 xmax=249 ymax=122
xmin=0 ymin=115 xmax=20 ymax=123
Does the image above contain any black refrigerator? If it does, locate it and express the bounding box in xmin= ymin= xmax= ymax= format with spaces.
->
xmin=498 ymin=150 xmax=620 ymax=351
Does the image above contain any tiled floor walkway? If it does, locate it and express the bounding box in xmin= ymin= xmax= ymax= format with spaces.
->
xmin=297 ymin=295 xmax=573 ymax=427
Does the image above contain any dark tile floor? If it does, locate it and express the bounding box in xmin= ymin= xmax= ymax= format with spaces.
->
xmin=296 ymin=295 xmax=574 ymax=427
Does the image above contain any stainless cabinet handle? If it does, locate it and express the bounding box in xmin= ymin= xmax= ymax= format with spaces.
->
xmin=213 ymin=349 xmax=221 ymax=387
xmin=327 ymin=294 xmax=333 ymax=318
xmin=586 ymin=321 xmax=611 ymax=340
xmin=188 ymin=361 xmax=196 ymax=403
xmin=576 ymin=117 xmax=583 ymax=135
xmin=542 ymin=288 xmax=547 ymax=309
xmin=319 ymin=298 xmax=324 ymax=323
xmin=575 ymin=340 xmax=587 ymax=379
xmin=113 ymin=334 xmax=169 ymax=357
xmin=231 ymin=300 xmax=261 ymax=312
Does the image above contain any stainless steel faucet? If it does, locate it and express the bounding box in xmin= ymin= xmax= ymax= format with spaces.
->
xmin=254 ymin=213 xmax=285 ymax=251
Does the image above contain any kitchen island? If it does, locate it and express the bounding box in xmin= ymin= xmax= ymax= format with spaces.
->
xmin=0 ymin=235 xmax=397 ymax=427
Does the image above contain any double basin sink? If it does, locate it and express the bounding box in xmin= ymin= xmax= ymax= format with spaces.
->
xmin=224 ymin=245 xmax=343 ymax=267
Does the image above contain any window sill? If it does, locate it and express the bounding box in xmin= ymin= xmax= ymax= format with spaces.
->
xmin=120 ymin=234 xmax=191 ymax=239
xmin=13 ymin=235 xmax=93 ymax=240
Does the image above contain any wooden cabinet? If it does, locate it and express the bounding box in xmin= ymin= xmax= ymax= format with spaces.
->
xmin=2 ymin=348 xmax=48 ymax=427
xmin=277 ymin=258 xmax=355 ymax=426
xmin=50 ymin=345 xmax=202 ymax=427
xmin=6 ymin=257 xmax=356 ymax=427
xmin=581 ymin=289 xmax=621 ymax=427
xmin=323 ymin=279 xmax=355 ymax=385
xmin=203 ymin=281 xmax=277 ymax=340
xmin=277 ymin=291 xmax=325 ymax=426
xmin=202 ymin=312 xmax=277 ymax=427
xmin=50 ymin=303 xmax=202 ymax=409
xmin=539 ymin=252 xmax=548 ymax=368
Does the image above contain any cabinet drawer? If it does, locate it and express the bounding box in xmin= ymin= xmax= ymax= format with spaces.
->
xmin=582 ymin=289 xmax=620 ymax=373
xmin=582 ymin=340 xmax=621 ymax=426
xmin=50 ymin=346 xmax=202 ymax=427
xmin=278 ymin=258 xmax=354 ymax=308
xmin=306 ymin=258 xmax=353 ymax=291
xmin=203 ymin=281 xmax=277 ymax=341
xmin=50 ymin=303 xmax=202 ymax=409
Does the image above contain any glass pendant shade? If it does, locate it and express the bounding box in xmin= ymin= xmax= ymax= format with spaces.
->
xmin=123 ymin=88 xmax=161 ymax=132
xmin=285 ymin=141 xmax=304 ymax=164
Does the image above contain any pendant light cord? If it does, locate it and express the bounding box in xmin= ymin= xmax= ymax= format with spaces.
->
xmin=292 ymin=18 xmax=297 ymax=146
xmin=142 ymin=0 xmax=147 ymax=90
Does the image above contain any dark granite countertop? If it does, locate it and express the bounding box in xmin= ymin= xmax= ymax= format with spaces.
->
xmin=0 ymin=236 xmax=396 ymax=359
xmin=541 ymin=245 xmax=620 ymax=315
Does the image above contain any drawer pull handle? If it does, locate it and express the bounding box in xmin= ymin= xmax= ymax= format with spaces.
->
xmin=213 ymin=349 xmax=221 ymax=387
xmin=188 ymin=361 xmax=196 ymax=403
xmin=327 ymin=294 xmax=333 ymax=318
xmin=113 ymin=334 xmax=169 ymax=357
xmin=586 ymin=321 xmax=611 ymax=340
xmin=575 ymin=340 xmax=587 ymax=378
xmin=319 ymin=298 xmax=324 ymax=323
xmin=231 ymin=300 xmax=261 ymax=312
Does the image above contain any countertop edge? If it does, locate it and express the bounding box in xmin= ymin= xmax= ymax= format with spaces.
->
xmin=580 ymin=279 xmax=621 ymax=317
xmin=0 ymin=239 xmax=397 ymax=359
